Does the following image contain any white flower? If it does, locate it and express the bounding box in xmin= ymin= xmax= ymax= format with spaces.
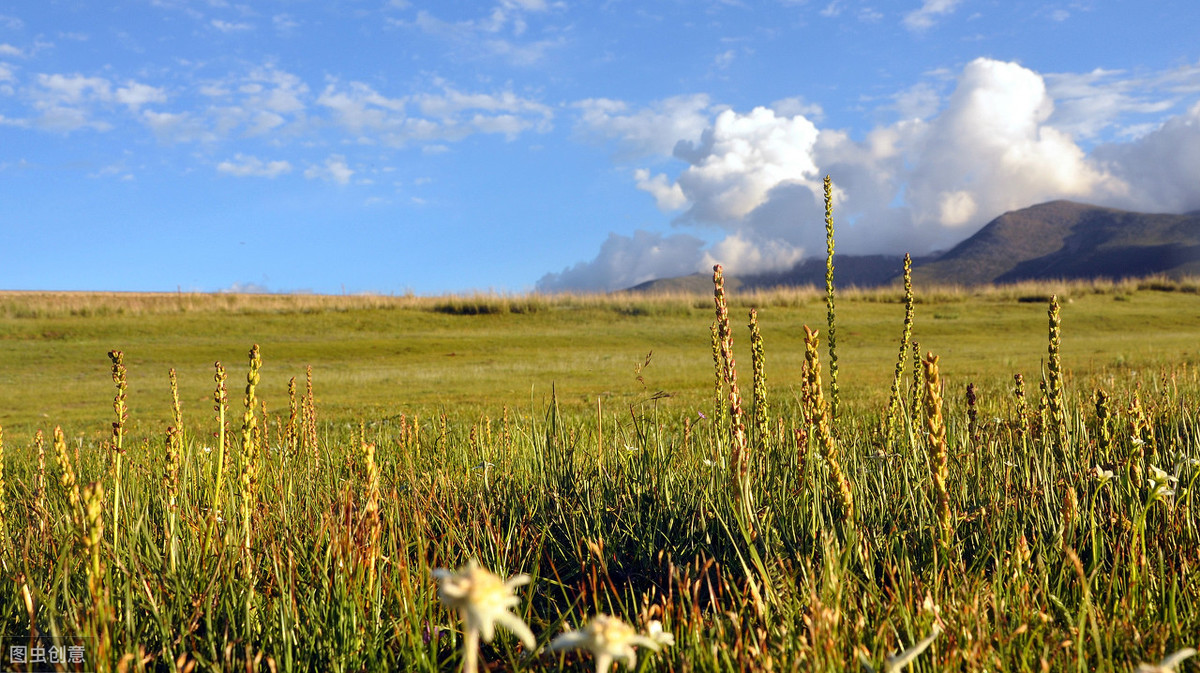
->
xmin=1148 ymin=465 xmax=1178 ymax=487
xmin=1132 ymin=436 xmax=1147 ymax=447
xmin=549 ymin=614 xmax=667 ymax=672
xmin=623 ymin=445 xmax=639 ymax=453
xmin=431 ymin=560 xmax=536 ymax=650
xmin=472 ymin=461 xmax=495 ymax=471
xmin=1091 ymin=465 xmax=1114 ymax=484
xmin=646 ymin=620 xmax=675 ymax=648
xmin=1136 ymin=647 xmax=1197 ymax=673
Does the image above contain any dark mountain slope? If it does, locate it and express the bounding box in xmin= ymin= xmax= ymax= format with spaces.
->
xmin=913 ymin=201 xmax=1200 ymax=285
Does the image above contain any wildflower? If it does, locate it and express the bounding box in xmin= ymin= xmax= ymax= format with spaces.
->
xmin=1147 ymin=465 xmax=1178 ymax=502
xmin=646 ymin=620 xmax=674 ymax=648
xmin=697 ymin=411 xmax=707 ymax=420
xmin=471 ymin=461 xmax=495 ymax=471
xmin=1090 ymin=465 xmax=1114 ymax=485
xmin=623 ymin=445 xmax=639 ymax=453
xmin=1132 ymin=436 xmax=1146 ymax=447
xmin=549 ymin=614 xmax=669 ymax=672
xmin=1148 ymin=465 xmax=1177 ymax=487
xmin=1136 ymin=647 xmax=1197 ymax=673
xmin=432 ymin=559 xmax=536 ymax=673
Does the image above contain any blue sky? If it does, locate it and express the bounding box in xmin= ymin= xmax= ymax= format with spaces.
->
xmin=2 ymin=0 xmax=1199 ymax=294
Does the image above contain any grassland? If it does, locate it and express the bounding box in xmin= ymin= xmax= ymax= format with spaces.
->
xmin=0 ymin=276 xmax=1198 ymax=672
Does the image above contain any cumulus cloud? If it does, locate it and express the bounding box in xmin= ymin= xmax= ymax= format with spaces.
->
xmin=556 ymin=56 xmax=1200 ymax=290
xmin=115 ymin=81 xmax=167 ymax=110
xmin=575 ymin=94 xmax=718 ymax=159
xmin=634 ymin=169 xmax=688 ymax=211
xmin=304 ymin=155 xmax=354 ymax=184
xmin=537 ymin=230 xmax=707 ymax=292
xmin=217 ymin=153 xmax=292 ymax=178
xmin=1094 ymin=101 xmax=1200 ymax=213
xmin=903 ymin=0 xmax=963 ymax=31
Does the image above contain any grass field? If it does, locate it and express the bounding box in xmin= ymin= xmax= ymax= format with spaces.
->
xmin=0 ymin=275 xmax=1198 ymax=671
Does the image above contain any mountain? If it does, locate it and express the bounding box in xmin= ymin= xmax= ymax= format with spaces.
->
xmin=627 ymin=254 xmax=924 ymax=293
xmin=627 ymin=201 xmax=1200 ymax=292
xmin=912 ymin=201 xmax=1200 ymax=285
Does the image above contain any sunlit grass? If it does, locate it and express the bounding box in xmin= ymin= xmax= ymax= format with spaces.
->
xmin=0 ymin=274 xmax=1197 ymax=671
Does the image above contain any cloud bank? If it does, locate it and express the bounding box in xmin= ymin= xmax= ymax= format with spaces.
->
xmin=539 ymin=57 xmax=1200 ymax=291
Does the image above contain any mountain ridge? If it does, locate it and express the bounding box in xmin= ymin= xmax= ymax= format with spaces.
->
xmin=627 ymin=200 xmax=1200 ymax=292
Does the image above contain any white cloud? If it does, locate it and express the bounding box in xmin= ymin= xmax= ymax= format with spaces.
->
xmin=671 ymin=106 xmax=821 ymax=224
xmin=217 ymin=153 xmax=292 ymax=178
xmin=634 ymin=169 xmax=688 ymax=211
xmin=305 ymin=155 xmax=354 ymax=184
xmin=211 ymin=19 xmax=252 ymax=33
xmin=1094 ymin=101 xmax=1200 ymax=213
xmin=903 ymin=0 xmax=962 ymax=31
xmin=273 ymin=14 xmax=299 ymax=34
xmin=575 ymin=94 xmax=717 ymax=158
xmin=1045 ymin=68 xmax=1181 ymax=140
xmin=771 ymin=96 xmax=824 ymax=121
xmin=142 ymin=109 xmax=213 ymax=143
xmin=537 ymin=230 xmax=708 ymax=292
xmin=318 ymin=79 xmax=552 ymax=146
xmin=405 ymin=2 xmax=567 ymax=66
xmin=115 ymin=81 xmax=167 ymax=110
xmin=0 ymin=44 xmax=23 ymax=57
xmin=557 ymin=56 xmax=1200 ymax=290
xmin=35 ymin=73 xmax=112 ymax=105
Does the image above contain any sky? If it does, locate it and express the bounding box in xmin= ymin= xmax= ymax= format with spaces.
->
xmin=1 ymin=1 xmax=1199 ymax=295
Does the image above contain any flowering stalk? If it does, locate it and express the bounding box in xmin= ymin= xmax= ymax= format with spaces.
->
xmin=164 ymin=425 xmax=181 ymax=572
xmin=81 ymin=481 xmax=111 ymax=672
xmin=823 ymin=175 xmax=840 ymax=418
xmin=1013 ymin=373 xmax=1028 ymax=439
xmin=710 ymin=321 xmax=726 ymax=435
xmin=239 ymin=344 xmax=262 ymax=561
xmin=108 ymin=350 xmax=128 ymax=550
xmin=1046 ymin=295 xmax=1068 ymax=457
xmin=34 ymin=430 xmax=46 ymax=537
xmin=0 ymin=425 xmax=7 ymax=559
xmin=748 ymin=308 xmax=769 ymax=447
xmin=885 ymin=253 xmax=915 ymax=449
xmin=804 ymin=325 xmax=855 ymax=526
xmin=923 ymin=353 xmax=953 ymax=555
xmin=713 ymin=265 xmax=747 ymax=473
xmin=53 ymin=426 xmax=83 ymax=526
xmin=204 ymin=361 xmax=228 ymax=556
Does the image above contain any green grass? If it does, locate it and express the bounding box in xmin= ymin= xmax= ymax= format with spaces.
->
xmin=0 ymin=282 xmax=1198 ymax=672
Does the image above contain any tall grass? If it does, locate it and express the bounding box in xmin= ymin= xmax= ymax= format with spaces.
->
xmin=1 ymin=276 xmax=1199 ymax=669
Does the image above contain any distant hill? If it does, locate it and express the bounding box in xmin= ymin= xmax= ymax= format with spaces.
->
xmin=912 ymin=200 xmax=1200 ymax=285
xmin=627 ymin=201 xmax=1200 ymax=292
xmin=629 ymin=255 xmax=928 ymax=293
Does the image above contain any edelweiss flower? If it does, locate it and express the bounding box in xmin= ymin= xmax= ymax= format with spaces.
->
xmin=1136 ymin=647 xmax=1197 ymax=673
xmin=550 ymin=614 xmax=669 ymax=672
xmin=432 ymin=559 xmax=535 ymax=672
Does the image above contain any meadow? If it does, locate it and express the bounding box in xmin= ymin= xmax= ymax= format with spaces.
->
xmin=0 ymin=271 xmax=1199 ymax=672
